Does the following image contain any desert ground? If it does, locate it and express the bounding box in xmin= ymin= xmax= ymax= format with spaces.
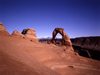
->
xmin=0 ymin=23 xmax=100 ymax=75
xmin=0 ymin=34 xmax=100 ymax=75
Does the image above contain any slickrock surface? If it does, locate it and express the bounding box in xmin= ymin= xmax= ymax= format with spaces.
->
xmin=0 ymin=24 xmax=100 ymax=75
xmin=0 ymin=34 xmax=100 ymax=75
xmin=0 ymin=35 xmax=60 ymax=75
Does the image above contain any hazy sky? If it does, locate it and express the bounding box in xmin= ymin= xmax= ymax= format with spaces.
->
xmin=0 ymin=0 xmax=99 ymax=38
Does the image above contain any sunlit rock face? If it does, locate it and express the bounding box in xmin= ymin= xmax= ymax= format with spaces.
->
xmin=51 ymin=28 xmax=72 ymax=46
xmin=0 ymin=22 xmax=10 ymax=35
xmin=22 ymin=28 xmax=38 ymax=42
xmin=11 ymin=30 xmax=25 ymax=38
xmin=0 ymin=22 xmax=6 ymax=30
xmin=12 ymin=30 xmax=22 ymax=35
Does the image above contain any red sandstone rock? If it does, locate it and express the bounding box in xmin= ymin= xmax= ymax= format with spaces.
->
xmin=11 ymin=30 xmax=25 ymax=39
xmin=51 ymin=28 xmax=72 ymax=46
xmin=12 ymin=30 xmax=21 ymax=35
xmin=0 ymin=22 xmax=10 ymax=35
xmin=0 ymin=22 xmax=6 ymax=30
xmin=0 ymin=25 xmax=100 ymax=75
xmin=22 ymin=28 xmax=38 ymax=42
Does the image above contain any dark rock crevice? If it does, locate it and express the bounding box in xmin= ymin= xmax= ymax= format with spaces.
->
xmin=73 ymin=44 xmax=100 ymax=60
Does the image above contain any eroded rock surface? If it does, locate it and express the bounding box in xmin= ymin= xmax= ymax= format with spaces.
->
xmin=51 ymin=28 xmax=72 ymax=46
xmin=0 ymin=22 xmax=10 ymax=35
xmin=22 ymin=28 xmax=38 ymax=42
xmin=11 ymin=30 xmax=25 ymax=39
xmin=1 ymin=35 xmax=100 ymax=75
xmin=0 ymin=25 xmax=100 ymax=75
xmin=0 ymin=22 xmax=6 ymax=30
xmin=12 ymin=30 xmax=22 ymax=35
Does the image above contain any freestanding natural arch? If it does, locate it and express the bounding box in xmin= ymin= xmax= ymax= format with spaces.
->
xmin=51 ymin=28 xmax=72 ymax=46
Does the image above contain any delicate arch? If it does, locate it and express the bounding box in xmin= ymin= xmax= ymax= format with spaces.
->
xmin=51 ymin=28 xmax=72 ymax=46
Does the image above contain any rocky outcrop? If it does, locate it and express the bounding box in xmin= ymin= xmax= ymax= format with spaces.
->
xmin=12 ymin=30 xmax=22 ymax=35
xmin=11 ymin=30 xmax=25 ymax=38
xmin=22 ymin=28 xmax=38 ymax=42
xmin=72 ymin=36 xmax=100 ymax=60
xmin=11 ymin=28 xmax=38 ymax=42
xmin=71 ymin=36 xmax=100 ymax=46
xmin=0 ymin=22 xmax=6 ymax=30
xmin=0 ymin=23 xmax=38 ymax=42
xmin=51 ymin=28 xmax=72 ymax=46
xmin=0 ymin=22 xmax=10 ymax=35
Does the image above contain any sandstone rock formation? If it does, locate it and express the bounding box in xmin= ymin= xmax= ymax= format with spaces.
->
xmin=1 ymin=24 xmax=100 ymax=75
xmin=0 ymin=22 xmax=10 ymax=35
xmin=1 ymin=33 xmax=100 ymax=75
xmin=22 ymin=28 xmax=38 ymax=42
xmin=0 ymin=22 xmax=6 ymax=30
xmin=51 ymin=28 xmax=72 ymax=46
xmin=12 ymin=30 xmax=22 ymax=35
xmin=11 ymin=30 xmax=25 ymax=39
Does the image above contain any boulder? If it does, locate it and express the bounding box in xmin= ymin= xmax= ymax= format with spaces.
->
xmin=12 ymin=30 xmax=24 ymax=36
xmin=11 ymin=30 xmax=25 ymax=38
xmin=51 ymin=28 xmax=72 ymax=46
xmin=22 ymin=28 xmax=38 ymax=42
xmin=0 ymin=22 xmax=10 ymax=35
xmin=12 ymin=30 xmax=21 ymax=35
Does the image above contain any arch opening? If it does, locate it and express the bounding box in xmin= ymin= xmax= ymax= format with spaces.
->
xmin=55 ymin=33 xmax=62 ymax=39
xmin=55 ymin=33 xmax=62 ymax=46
